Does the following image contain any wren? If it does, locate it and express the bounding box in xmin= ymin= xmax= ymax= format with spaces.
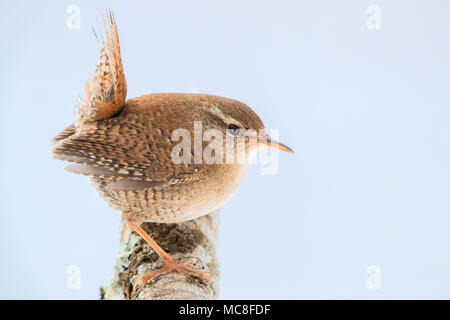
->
xmin=52 ymin=11 xmax=293 ymax=291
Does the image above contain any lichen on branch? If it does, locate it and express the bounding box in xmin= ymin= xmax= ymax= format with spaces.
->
xmin=101 ymin=211 xmax=220 ymax=300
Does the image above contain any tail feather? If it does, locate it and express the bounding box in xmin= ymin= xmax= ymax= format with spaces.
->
xmin=76 ymin=10 xmax=127 ymax=127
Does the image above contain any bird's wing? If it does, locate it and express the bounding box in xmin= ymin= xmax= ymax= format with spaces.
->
xmin=53 ymin=10 xmax=126 ymax=142
xmin=52 ymin=124 xmax=76 ymax=142
xmin=52 ymin=113 xmax=203 ymax=190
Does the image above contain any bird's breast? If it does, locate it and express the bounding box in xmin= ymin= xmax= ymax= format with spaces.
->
xmin=91 ymin=163 xmax=250 ymax=224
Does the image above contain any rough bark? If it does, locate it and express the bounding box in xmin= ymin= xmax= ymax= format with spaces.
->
xmin=101 ymin=210 xmax=220 ymax=300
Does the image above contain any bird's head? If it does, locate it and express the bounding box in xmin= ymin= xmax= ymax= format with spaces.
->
xmin=191 ymin=94 xmax=294 ymax=164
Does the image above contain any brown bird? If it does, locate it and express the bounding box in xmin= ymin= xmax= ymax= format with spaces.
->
xmin=52 ymin=11 xmax=293 ymax=291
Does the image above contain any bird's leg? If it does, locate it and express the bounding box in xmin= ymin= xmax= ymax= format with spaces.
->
xmin=122 ymin=212 xmax=212 ymax=293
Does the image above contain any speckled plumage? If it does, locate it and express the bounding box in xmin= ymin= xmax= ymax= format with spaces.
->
xmin=52 ymin=12 xmax=266 ymax=224
xmin=54 ymin=94 xmax=261 ymax=223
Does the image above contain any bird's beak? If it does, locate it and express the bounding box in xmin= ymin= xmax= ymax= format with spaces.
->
xmin=264 ymin=138 xmax=294 ymax=154
xmin=251 ymin=133 xmax=294 ymax=154
xmin=245 ymin=130 xmax=294 ymax=154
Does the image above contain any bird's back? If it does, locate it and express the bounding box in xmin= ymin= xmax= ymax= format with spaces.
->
xmin=53 ymin=93 xmax=250 ymax=223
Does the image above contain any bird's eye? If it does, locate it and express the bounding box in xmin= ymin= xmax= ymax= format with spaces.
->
xmin=228 ymin=123 xmax=240 ymax=135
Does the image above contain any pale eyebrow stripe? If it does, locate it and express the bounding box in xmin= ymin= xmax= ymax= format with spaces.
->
xmin=202 ymin=103 xmax=243 ymax=127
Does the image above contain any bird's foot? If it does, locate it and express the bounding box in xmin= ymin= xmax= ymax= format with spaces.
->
xmin=132 ymin=257 xmax=212 ymax=294
xmin=121 ymin=225 xmax=131 ymax=241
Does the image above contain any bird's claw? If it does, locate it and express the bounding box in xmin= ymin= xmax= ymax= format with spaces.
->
xmin=132 ymin=258 xmax=212 ymax=294
xmin=121 ymin=225 xmax=132 ymax=241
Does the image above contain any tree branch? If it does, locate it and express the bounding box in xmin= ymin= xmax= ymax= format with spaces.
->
xmin=101 ymin=210 xmax=220 ymax=300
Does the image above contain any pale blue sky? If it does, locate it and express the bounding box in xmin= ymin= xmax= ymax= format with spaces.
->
xmin=1 ymin=0 xmax=450 ymax=299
